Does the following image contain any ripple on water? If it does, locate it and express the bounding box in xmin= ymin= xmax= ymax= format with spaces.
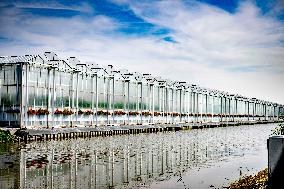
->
xmin=0 ymin=123 xmax=278 ymax=189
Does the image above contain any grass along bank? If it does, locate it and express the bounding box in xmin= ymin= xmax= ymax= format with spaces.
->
xmin=0 ymin=129 xmax=15 ymax=143
xmin=229 ymin=169 xmax=268 ymax=189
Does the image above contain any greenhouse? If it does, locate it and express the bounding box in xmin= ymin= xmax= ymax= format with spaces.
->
xmin=0 ymin=52 xmax=283 ymax=128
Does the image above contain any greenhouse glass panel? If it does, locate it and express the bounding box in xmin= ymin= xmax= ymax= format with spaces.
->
xmin=97 ymin=76 xmax=106 ymax=109
xmin=164 ymin=87 xmax=169 ymax=114
xmin=230 ymin=98 xmax=234 ymax=116
xmin=172 ymin=89 xmax=177 ymax=113
xmin=208 ymin=95 xmax=212 ymax=114
xmin=148 ymin=84 xmax=154 ymax=112
xmin=108 ymin=77 xmax=114 ymax=111
xmin=113 ymin=79 xmax=124 ymax=110
xmin=0 ymin=64 xmax=22 ymax=126
xmin=129 ymin=82 xmax=137 ymax=110
xmin=141 ymin=84 xmax=148 ymax=111
xmin=188 ymin=91 xmax=192 ymax=113
xmin=176 ymin=90 xmax=181 ymax=113
xmin=202 ymin=94 xmax=207 ymax=114
xmin=154 ymin=86 xmax=159 ymax=111
xmin=61 ymin=71 xmax=72 ymax=108
xmin=137 ymin=83 xmax=142 ymax=112
xmin=184 ymin=91 xmax=189 ymax=114
xmin=249 ymin=103 xmax=253 ymax=115
xmin=78 ymin=74 xmax=92 ymax=109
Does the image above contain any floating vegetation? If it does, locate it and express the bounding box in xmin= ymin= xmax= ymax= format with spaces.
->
xmin=229 ymin=169 xmax=268 ymax=189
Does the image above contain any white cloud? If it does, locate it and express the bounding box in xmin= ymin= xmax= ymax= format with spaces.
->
xmin=14 ymin=1 xmax=94 ymax=13
xmin=0 ymin=0 xmax=283 ymax=103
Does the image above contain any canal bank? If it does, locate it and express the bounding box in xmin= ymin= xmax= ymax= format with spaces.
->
xmin=8 ymin=120 xmax=283 ymax=143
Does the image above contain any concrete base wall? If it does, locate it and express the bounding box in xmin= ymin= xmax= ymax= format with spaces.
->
xmin=268 ymin=136 xmax=284 ymax=188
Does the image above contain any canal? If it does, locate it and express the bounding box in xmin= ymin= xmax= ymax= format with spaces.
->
xmin=0 ymin=123 xmax=277 ymax=189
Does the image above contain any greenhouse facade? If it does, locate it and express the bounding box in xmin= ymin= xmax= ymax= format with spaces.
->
xmin=0 ymin=52 xmax=283 ymax=128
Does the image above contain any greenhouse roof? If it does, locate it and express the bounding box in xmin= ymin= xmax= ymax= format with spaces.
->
xmin=0 ymin=55 xmax=39 ymax=64
xmin=0 ymin=52 xmax=282 ymax=107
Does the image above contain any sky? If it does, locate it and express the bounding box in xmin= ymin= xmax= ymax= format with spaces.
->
xmin=0 ymin=0 xmax=283 ymax=104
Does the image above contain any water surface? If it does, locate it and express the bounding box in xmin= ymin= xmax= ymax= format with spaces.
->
xmin=0 ymin=123 xmax=276 ymax=189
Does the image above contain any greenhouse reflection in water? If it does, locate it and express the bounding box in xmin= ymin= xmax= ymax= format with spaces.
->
xmin=0 ymin=123 xmax=271 ymax=189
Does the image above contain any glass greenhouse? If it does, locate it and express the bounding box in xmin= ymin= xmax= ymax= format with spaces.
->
xmin=0 ymin=52 xmax=283 ymax=128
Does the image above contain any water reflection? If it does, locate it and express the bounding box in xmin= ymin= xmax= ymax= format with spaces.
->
xmin=0 ymin=144 xmax=22 ymax=189
xmin=0 ymin=124 xmax=276 ymax=189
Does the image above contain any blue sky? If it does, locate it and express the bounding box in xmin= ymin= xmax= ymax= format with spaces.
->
xmin=0 ymin=0 xmax=284 ymax=103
